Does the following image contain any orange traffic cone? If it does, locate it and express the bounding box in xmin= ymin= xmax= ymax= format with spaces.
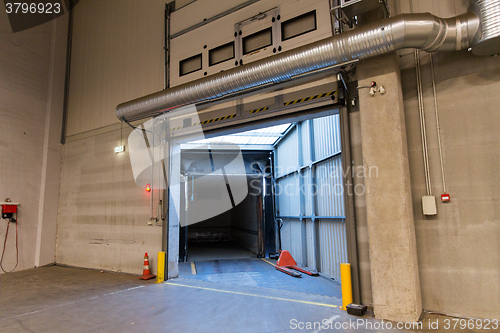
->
xmin=139 ymin=252 xmax=156 ymax=280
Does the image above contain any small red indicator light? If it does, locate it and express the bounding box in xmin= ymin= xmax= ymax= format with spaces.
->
xmin=441 ymin=194 xmax=450 ymax=202
xmin=146 ymin=184 xmax=151 ymax=192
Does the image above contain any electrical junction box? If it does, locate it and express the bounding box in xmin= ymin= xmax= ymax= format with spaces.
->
xmin=422 ymin=196 xmax=437 ymax=216
xmin=346 ymin=303 xmax=368 ymax=316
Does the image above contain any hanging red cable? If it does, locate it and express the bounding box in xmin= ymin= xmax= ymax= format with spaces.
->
xmin=0 ymin=219 xmax=19 ymax=273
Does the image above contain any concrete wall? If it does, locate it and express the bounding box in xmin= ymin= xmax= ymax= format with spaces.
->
xmin=0 ymin=13 xmax=67 ymax=273
xmin=56 ymin=128 xmax=162 ymax=275
xmin=401 ymin=50 xmax=500 ymax=319
xmin=386 ymin=0 xmax=500 ymax=320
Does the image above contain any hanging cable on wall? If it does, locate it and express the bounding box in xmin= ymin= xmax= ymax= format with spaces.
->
xmin=0 ymin=219 xmax=19 ymax=273
xmin=415 ymin=49 xmax=432 ymax=196
xmin=430 ymin=54 xmax=447 ymax=195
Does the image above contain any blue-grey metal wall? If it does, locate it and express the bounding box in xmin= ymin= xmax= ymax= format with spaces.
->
xmin=274 ymin=114 xmax=347 ymax=281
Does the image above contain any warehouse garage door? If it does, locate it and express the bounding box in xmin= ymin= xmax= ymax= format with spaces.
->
xmin=155 ymin=74 xmax=354 ymax=284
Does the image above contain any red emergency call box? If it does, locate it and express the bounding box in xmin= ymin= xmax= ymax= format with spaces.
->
xmin=2 ymin=203 xmax=18 ymax=221
xmin=2 ymin=205 xmax=17 ymax=214
xmin=441 ymin=194 xmax=451 ymax=202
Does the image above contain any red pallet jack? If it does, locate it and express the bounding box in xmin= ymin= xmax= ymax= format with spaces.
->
xmin=275 ymin=250 xmax=319 ymax=278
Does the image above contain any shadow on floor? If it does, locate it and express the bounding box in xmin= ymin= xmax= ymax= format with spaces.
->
xmin=186 ymin=241 xmax=256 ymax=261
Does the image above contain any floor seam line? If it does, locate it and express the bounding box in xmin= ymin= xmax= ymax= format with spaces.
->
xmin=174 ymin=277 xmax=340 ymax=300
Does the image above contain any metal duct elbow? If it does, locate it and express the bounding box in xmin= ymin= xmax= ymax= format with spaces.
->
xmin=469 ymin=0 xmax=500 ymax=55
xmin=116 ymin=10 xmax=485 ymax=122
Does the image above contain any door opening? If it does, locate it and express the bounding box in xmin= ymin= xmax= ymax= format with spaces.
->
xmin=175 ymin=113 xmax=349 ymax=283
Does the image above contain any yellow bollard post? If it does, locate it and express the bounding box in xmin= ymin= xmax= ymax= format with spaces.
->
xmin=340 ymin=263 xmax=353 ymax=311
xmin=155 ymin=251 xmax=165 ymax=283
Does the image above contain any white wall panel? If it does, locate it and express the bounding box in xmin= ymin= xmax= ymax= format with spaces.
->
xmin=66 ymin=0 xmax=166 ymax=136
xmin=0 ymin=16 xmax=67 ymax=272
xmin=57 ymin=128 xmax=162 ymax=274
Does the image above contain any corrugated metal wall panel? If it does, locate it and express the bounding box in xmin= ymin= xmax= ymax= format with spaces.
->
xmin=301 ymin=122 xmax=311 ymax=164
xmin=275 ymin=175 xmax=300 ymax=216
xmin=306 ymin=220 xmax=315 ymax=269
xmin=275 ymin=113 xmax=347 ymax=278
xmin=315 ymin=155 xmax=344 ymax=217
xmin=319 ymin=219 xmax=348 ymax=281
xmin=280 ymin=219 xmax=304 ymax=264
xmin=275 ymin=126 xmax=298 ymax=178
xmin=67 ymin=0 xmax=166 ymax=136
xmin=303 ymin=168 xmax=313 ymax=216
xmin=313 ymin=114 xmax=341 ymax=161
xmin=280 ymin=218 xmax=292 ymax=255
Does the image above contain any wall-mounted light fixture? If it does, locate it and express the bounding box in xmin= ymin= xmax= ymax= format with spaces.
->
xmin=115 ymin=121 xmax=125 ymax=153
xmin=114 ymin=145 xmax=125 ymax=153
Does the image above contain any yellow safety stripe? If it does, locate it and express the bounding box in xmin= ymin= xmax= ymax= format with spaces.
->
xmin=190 ymin=262 xmax=197 ymax=275
xmin=170 ymin=114 xmax=236 ymax=132
xmin=249 ymin=106 xmax=269 ymax=114
xmin=284 ymin=91 xmax=337 ymax=106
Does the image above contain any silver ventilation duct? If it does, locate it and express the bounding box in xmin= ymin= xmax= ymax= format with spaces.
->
xmin=469 ymin=0 xmax=500 ymax=55
xmin=116 ymin=1 xmax=499 ymax=122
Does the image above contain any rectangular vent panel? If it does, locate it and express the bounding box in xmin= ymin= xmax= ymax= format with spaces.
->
xmin=243 ymin=28 xmax=273 ymax=55
xmin=209 ymin=42 xmax=235 ymax=66
xmin=282 ymin=10 xmax=317 ymax=41
xmin=180 ymin=54 xmax=202 ymax=76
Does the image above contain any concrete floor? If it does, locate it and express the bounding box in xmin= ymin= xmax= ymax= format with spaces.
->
xmin=0 ymin=266 xmax=481 ymax=333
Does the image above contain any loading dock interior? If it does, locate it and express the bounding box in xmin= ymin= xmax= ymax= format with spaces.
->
xmin=175 ymin=113 xmax=348 ymax=285
xmin=1 ymin=0 xmax=500 ymax=331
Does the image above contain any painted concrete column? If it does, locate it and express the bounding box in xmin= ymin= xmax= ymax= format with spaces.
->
xmin=357 ymin=53 xmax=422 ymax=322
